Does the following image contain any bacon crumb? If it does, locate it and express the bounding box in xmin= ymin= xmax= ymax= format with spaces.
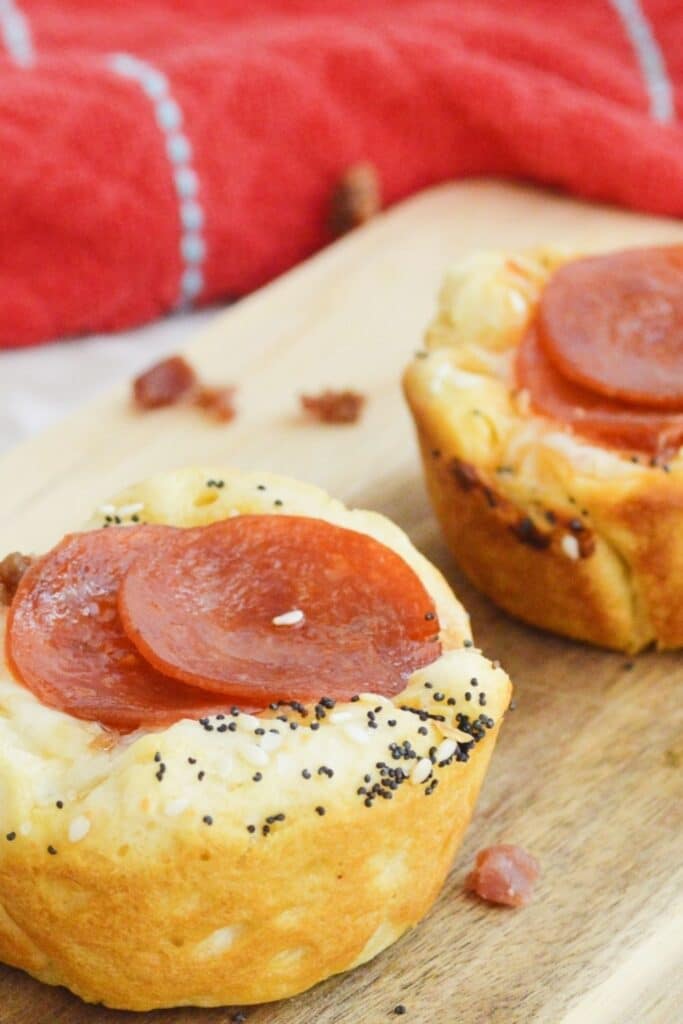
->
xmin=0 ymin=552 xmax=33 ymax=606
xmin=329 ymin=162 xmax=381 ymax=237
xmin=133 ymin=356 xmax=197 ymax=410
xmin=300 ymin=389 xmax=365 ymax=425
xmin=195 ymin=386 xmax=237 ymax=423
xmin=132 ymin=356 xmax=237 ymax=425
xmin=466 ymin=844 xmax=540 ymax=907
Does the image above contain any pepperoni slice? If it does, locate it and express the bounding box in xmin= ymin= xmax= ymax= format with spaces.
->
xmin=119 ymin=516 xmax=440 ymax=703
xmin=538 ymin=247 xmax=683 ymax=409
xmin=6 ymin=527 xmax=240 ymax=730
xmin=516 ymin=326 xmax=683 ymax=457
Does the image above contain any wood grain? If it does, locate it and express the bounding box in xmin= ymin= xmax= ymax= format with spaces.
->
xmin=1 ymin=181 xmax=682 ymax=1024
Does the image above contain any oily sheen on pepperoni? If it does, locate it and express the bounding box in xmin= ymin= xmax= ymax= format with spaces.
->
xmin=538 ymin=247 xmax=683 ymax=408
xmin=516 ymin=326 xmax=683 ymax=457
xmin=119 ymin=516 xmax=440 ymax=703
xmin=6 ymin=527 xmax=239 ymax=730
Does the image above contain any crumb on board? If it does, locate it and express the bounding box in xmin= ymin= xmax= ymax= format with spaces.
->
xmin=300 ymin=389 xmax=366 ymax=425
xmin=132 ymin=356 xmax=237 ymax=424
xmin=195 ymin=386 xmax=238 ymax=423
xmin=329 ymin=161 xmax=382 ymax=237
xmin=133 ymin=355 xmax=197 ymax=410
xmin=465 ymin=844 xmax=540 ymax=908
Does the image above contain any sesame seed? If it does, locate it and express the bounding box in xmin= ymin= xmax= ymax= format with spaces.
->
xmin=315 ymin=806 xmax=326 ymax=816
xmin=202 ymin=815 xmax=213 ymax=826
xmin=561 ymin=534 xmax=580 ymax=560
xmin=247 ymin=825 xmax=256 ymax=834
xmin=272 ymin=608 xmax=305 ymax=627
xmin=393 ymin=1005 xmax=407 ymax=1015
xmin=344 ymin=724 xmax=371 ymax=744
xmin=328 ymin=709 xmax=353 ymax=724
xmin=411 ymin=758 xmax=433 ymax=785
xmin=6 ymin=832 xmax=16 ymax=842
xmin=241 ymin=743 xmax=269 ymax=767
xmin=435 ymin=738 xmax=457 ymax=763
xmin=198 ymin=771 xmax=205 ymax=781
xmin=55 ymin=800 xmax=64 ymax=809
xmin=68 ymin=816 xmax=91 ymax=842
xmin=47 ymin=845 xmax=58 ymax=855
xmin=302 ymin=769 xmax=312 ymax=779
xmin=165 ymin=799 xmax=190 ymax=818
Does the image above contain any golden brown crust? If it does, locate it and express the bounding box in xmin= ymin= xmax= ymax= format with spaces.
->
xmin=403 ymin=248 xmax=683 ymax=653
xmin=416 ymin=432 xmax=646 ymax=651
xmin=0 ymin=467 xmax=510 ymax=1010
xmin=0 ymin=730 xmax=499 ymax=1010
xmin=598 ymin=482 xmax=683 ymax=648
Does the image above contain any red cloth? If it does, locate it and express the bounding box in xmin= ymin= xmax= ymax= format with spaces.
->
xmin=1 ymin=0 xmax=683 ymax=348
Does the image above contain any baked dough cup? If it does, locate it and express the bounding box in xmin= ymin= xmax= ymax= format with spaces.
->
xmin=0 ymin=467 xmax=511 ymax=1010
xmin=404 ymin=250 xmax=683 ymax=653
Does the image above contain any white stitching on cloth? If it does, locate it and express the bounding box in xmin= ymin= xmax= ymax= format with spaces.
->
xmin=109 ymin=52 xmax=207 ymax=309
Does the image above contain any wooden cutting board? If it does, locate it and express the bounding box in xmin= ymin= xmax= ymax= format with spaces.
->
xmin=1 ymin=181 xmax=682 ymax=1024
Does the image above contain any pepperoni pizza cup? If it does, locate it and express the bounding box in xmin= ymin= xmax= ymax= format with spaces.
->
xmin=404 ymin=246 xmax=683 ymax=653
xmin=0 ymin=467 xmax=511 ymax=1010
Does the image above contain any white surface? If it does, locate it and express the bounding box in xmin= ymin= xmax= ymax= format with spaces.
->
xmin=0 ymin=310 xmax=217 ymax=455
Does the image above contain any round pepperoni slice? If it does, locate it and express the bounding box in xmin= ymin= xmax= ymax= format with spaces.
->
xmin=538 ymin=247 xmax=683 ymax=409
xmin=119 ymin=515 xmax=441 ymax=704
xmin=516 ymin=326 xmax=683 ymax=457
xmin=6 ymin=526 xmax=241 ymax=730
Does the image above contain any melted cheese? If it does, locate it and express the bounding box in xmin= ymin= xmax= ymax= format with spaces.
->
xmin=0 ymin=468 xmax=509 ymax=854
